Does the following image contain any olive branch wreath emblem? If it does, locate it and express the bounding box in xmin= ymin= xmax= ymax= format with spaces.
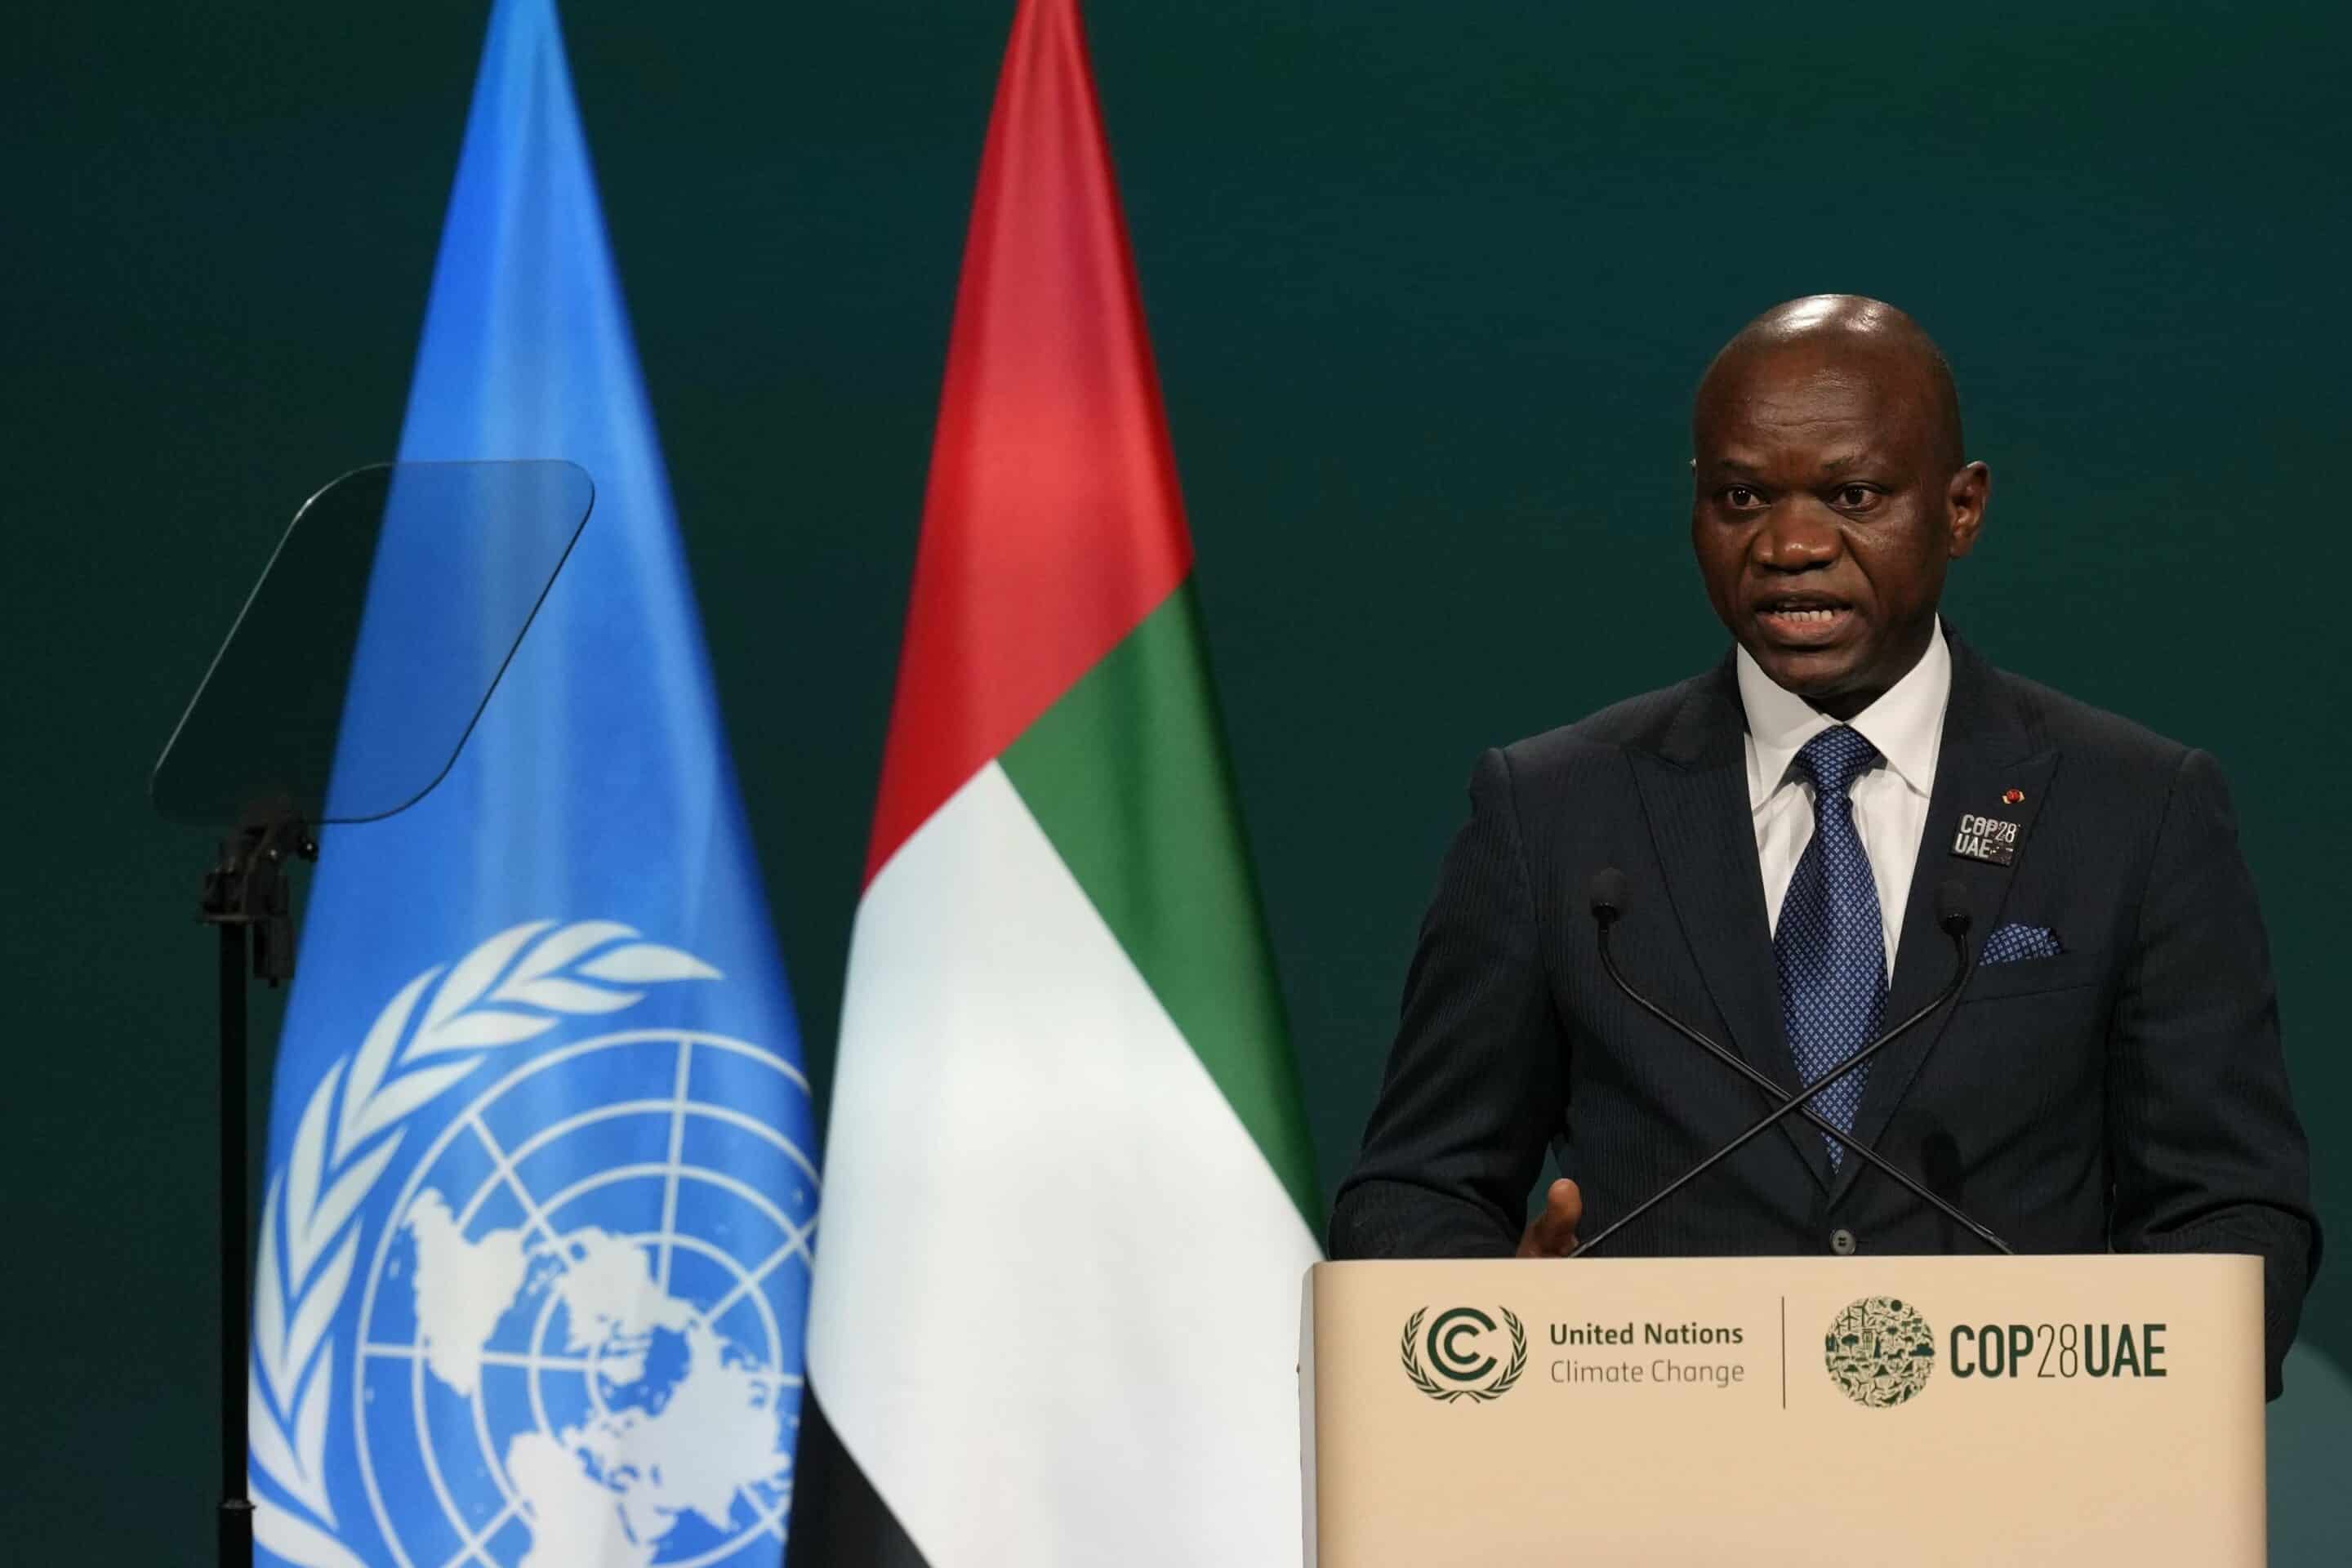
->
xmin=1400 ymin=1306 xmax=1528 ymax=1403
xmin=243 ymin=920 xmax=720 ymax=1568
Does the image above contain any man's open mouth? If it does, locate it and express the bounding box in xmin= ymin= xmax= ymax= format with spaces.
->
xmin=1753 ymin=596 xmax=1855 ymax=645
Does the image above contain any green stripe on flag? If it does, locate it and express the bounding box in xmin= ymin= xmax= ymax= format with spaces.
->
xmin=1000 ymin=581 xmax=1321 ymax=1229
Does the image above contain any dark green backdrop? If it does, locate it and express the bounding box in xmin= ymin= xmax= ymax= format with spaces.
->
xmin=8 ymin=1 xmax=2347 ymax=1559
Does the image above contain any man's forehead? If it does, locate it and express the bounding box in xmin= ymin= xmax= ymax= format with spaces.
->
xmin=1704 ymin=444 xmax=1891 ymax=478
xmin=1717 ymin=353 xmax=1909 ymax=408
xmin=1702 ymin=390 xmax=1902 ymax=451
xmin=1704 ymin=333 xmax=1936 ymax=407
xmin=1700 ymin=356 xmax=1930 ymax=447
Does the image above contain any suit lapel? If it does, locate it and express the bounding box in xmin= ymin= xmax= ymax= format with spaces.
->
xmin=1831 ymin=635 xmax=2055 ymax=1203
xmin=1630 ymin=659 xmax=1834 ymax=1191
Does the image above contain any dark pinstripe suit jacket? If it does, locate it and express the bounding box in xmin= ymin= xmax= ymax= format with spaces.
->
xmin=1329 ymin=634 xmax=2318 ymax=1394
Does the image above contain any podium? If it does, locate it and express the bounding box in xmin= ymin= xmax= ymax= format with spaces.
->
xmin=1299 ymin=1255 xmax=2264 ymax=1565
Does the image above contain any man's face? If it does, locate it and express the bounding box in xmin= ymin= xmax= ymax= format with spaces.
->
xmin=1690 ymin=345 xmax=1984 ymax=715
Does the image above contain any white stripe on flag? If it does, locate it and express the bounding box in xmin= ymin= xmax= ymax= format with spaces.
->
xmin=808 ymin=761 xmax=1317 ymax=1566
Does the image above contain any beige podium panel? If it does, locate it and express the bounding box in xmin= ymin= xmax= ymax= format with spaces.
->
xmin=1300 ymin=1255 xmax=2263 ymax=1566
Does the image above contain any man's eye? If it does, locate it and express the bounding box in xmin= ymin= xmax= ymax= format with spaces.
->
xmin=1723 ymin=486 xmax=1762 ymax=509
xmin=1833 ymin=484 xmax=1882 ymax=510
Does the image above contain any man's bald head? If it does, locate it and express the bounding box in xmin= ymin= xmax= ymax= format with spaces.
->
xmin=1696 ymin=295 xmax=1964 ymax=474
xmin=1686 ymin=294 xmax=1988 ymax=717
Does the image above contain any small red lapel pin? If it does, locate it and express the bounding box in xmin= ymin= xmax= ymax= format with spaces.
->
xmin=2002 ymin=788 xmax=2025 ymax=805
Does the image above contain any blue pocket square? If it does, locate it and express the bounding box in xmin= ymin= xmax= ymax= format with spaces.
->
xmin=1980 ymin=923 xmax=2062 ymax=964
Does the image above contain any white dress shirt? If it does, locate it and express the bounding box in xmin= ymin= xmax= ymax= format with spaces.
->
xmin=1737 ymin=620 xmax=1952 ymax=975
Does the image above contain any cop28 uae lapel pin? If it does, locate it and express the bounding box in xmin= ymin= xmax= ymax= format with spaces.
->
xmin=1951 ymin=811 xmax=2020 ymax=866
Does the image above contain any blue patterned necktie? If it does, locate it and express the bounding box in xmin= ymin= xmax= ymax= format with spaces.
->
xmin=1773 ymin=726 xmax=1886 ymax=1165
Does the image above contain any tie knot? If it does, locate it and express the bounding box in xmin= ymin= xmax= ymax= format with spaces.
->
xmin=1796 ymin=725 xmax=1879 ymax=798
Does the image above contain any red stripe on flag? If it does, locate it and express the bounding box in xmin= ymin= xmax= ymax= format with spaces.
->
xmin=865 ymin=0 xmax=1194 ymax=885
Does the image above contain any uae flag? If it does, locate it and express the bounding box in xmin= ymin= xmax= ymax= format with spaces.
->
xmin=791 ymin=1 xmax=1321 ymax=1563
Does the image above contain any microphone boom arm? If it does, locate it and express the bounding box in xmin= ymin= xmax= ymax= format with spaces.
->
xmin=1570 ymin=920 xmax=2001 ymax=1258
xmin=1584 ymin=920 xmax=2011 ymax=1257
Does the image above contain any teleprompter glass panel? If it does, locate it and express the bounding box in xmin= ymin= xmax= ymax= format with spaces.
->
xmin=151 ymin=460 xmax=593 ymax=826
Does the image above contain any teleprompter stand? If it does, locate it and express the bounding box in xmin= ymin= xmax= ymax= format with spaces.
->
xmin=152 ymin=461 xmax=593 ymax=1566
xmin=200 ymin=800 xmax=315 ymax=1561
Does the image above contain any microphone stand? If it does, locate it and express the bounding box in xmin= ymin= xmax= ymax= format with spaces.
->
xmin=1589 ymin=915 xmax=2011 ymax=1256
xmin=1570 ymin=917 xmax=1983 ymax=1259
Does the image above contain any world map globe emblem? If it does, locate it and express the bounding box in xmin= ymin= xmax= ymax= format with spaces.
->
xmin=353 ymin=1028 xmax=817 ymax=1568
xmin=1823 ymin=1295 xmax=1936 ymax=1409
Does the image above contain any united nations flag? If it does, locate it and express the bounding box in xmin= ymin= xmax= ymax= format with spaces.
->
xmin=246 ymin=3 xmax=815 ymax=1565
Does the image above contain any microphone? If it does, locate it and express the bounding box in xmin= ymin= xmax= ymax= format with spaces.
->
xmin=1589 ymin=866 xmax=1629 ymax=924
xmin=1569 ymin=868 xmax=2011 ymax=1258
xmin=1931 ymin=875 xmax=1971 ymax=939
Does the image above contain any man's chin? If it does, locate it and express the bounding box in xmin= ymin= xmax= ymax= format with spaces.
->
xmin=1744 ymin=640 xmax=1864 ymax=700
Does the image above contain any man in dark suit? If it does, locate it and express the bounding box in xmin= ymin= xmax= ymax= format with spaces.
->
xmin=1329 ymin=295 xmax=2318 ymax=1395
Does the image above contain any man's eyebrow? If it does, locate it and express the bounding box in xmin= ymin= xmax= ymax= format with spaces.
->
xmin=1814 ymin=452 xmax=1883 ymax=475
xmin=1706 ymin=455 xmax=1766 ymax=477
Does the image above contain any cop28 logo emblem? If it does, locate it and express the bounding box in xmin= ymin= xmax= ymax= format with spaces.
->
xmin=1824 ymin=1295 xmax=1936 ymax=1408
xmin=244 ymin=920 xmax=818 ymax=1568
xmin=1400 ymin=1306 xmax=1527 ymax=1403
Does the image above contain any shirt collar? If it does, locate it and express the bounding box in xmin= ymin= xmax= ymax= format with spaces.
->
xmin=1735 ymin=619 xmax=1951 ymax=808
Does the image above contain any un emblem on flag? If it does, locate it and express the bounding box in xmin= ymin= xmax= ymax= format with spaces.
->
xmin=246 ymin=922 xmax=817 ymax=1568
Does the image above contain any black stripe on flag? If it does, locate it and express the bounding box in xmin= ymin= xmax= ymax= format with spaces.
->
xmin=788 ymin=1382 xmax=933 ymax=1568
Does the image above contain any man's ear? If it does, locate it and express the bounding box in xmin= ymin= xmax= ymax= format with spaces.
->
xmin=1946 ymin=461 xmax=1990 ymax=559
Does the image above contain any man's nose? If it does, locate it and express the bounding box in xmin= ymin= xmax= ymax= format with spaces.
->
xmin=1753 ymin=500 xmax=1841 ymax=571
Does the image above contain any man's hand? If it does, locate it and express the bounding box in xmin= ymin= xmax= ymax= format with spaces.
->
xmin=1516 ymin=1178 xmax=1583 ymax=1258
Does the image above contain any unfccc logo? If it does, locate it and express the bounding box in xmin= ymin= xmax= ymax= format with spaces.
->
xmin=1400 ymin=1305 xmax=1526 ymax=1403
